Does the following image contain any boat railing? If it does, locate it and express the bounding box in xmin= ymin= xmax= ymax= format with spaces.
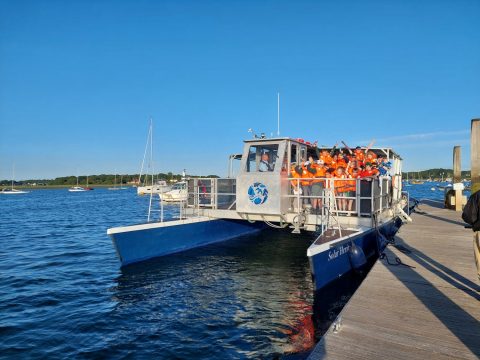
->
xmin=286 ymin=176 xmax=392 ymax=217
xmin=183 ymin=177 xmax=391 ymax=219
xmin=187 ymin=178 xmax=236 ymax=212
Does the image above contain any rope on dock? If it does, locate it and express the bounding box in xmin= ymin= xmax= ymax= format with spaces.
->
xmin=379 ymin=252 xmax=416 ymax=268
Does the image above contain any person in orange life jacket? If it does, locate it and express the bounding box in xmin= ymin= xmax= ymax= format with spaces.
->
xmin=353 ymin=146 xmax=366 ymax=166
xmin=345 ymin=168 xmax=359 ymax=215
xmin=298 ymin=158 xmax=313 ymax=206
xmin=352 ymin=139 xmax=375 ymax=167
xmin=320 ymin=150 xmax=333 ymax=167
xmin=290 ymin=164 xmax=302 ymax=193
xmin=307 ymin=158 xmax=326 ymax=213
xmin=290 ymin=164 xmax=303 ymax=211
xmin=365 ymin=151 xmax=378 ymax=165
xmin=338 ymin=152 xmax=348 ymax=168
xmin=334 ymin=166 xmax=348 ymax=212
xmin=329 ymin=152 xmax=338 ymax=170
xmin=347 ymin=159 xmax=359 ymax=176
xmin=359 ymin=162 xmax=379 ymax=179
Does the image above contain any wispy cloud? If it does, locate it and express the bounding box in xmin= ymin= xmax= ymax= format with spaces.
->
xmin=387 ymin=138 xmax=470 ymax=150
xmin=356 ymin=130 xmax=470 ymax=146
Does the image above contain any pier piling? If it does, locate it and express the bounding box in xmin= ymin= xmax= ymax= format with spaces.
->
xmin=472 ymin=119 xmax=480 ymax=195
xmin=453 ymin=145 xmax=463 ymax=211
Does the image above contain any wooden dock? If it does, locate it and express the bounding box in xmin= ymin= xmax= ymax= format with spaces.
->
xmin=309 ymin=200 xmax=480 ymax=359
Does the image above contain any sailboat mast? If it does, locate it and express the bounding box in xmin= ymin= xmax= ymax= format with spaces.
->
xmin=277 ymin=92 xmax=280 ymax=137
xmin=148 ymin=121 xmax=155 ymax=222
xmin=139 ymin=120 xmax=153 ymax=187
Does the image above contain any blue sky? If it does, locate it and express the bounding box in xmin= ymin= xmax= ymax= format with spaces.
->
xmin=0 ymin=0 xmax=479 ymax=180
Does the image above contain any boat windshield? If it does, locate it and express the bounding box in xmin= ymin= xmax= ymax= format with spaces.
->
xmin=172 ymin=182 xmax=186 ymax=190
xmin=246 ymin=144 xmax=279 ymax=172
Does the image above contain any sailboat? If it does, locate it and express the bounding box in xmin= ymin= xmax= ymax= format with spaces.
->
xmin=403 ymin=171 xmax=412 ymax=187
xmin=118 ymin=175 xmax=128 ymax=190
xmin=409 ymin=171 xmax=425 ymax=185
xmin=68 ymin=174 xmax=87 ymax=192
xmin=136 ymin=121 xmax=171 ymax=196
xmin=108 ymin=173 xmax=121 ymax=191
xmin=1 ymin=165 xmax=29 ymax=195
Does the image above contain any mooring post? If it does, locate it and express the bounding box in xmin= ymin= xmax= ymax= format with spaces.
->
xmin=453 ymin=146 xmax=463 ymax=211
xmin=470 ymin=119 xmax=480 ymax=281
xmin=472 ymin=119 xmax=480 ymax=195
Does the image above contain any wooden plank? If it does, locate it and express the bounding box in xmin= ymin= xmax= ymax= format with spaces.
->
xmin=308 ymin=204 xmax=480 ymax=360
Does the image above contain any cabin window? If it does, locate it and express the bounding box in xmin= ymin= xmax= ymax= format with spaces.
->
xmin=291 ymin=144 xmax=298 ymax=165
xmin=246 ymin=144 xmax=279 ymax=172
xmin=299 ymin=146 xmax=307 ymax=163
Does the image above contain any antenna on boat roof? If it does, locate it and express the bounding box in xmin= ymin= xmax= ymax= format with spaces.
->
xmin=277 ymin=92 xmax=280 ymax=137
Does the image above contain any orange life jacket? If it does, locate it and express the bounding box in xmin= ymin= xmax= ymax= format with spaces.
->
xmin=290 ymin=165 xmax=301 ymax=187
xmin=311 ymin=164 xmax=326 ymax=184
xmin=336 ymin=159 xmax=348 ymax=169
xmin=321 ymin=153 xmax=332 ymax=165
xmin=345 ymin=177 xmax=356 ymax=192
xmin=354 ymin=150 xmax=365 ymax=163
xmin=300 ymin=165 xmax=312 ymax=186
xmin=359 ymin=168 xmax=379 ymax=178
xmin=334 ymin=173 xmax=347 ymax=193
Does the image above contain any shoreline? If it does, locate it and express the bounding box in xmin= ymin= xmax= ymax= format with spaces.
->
xmin=1 ymin=185 xmax=136 ymax=190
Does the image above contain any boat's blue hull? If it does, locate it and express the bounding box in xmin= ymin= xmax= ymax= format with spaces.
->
xmin=110 ymin=219 xmax=266 ymax=267
xmin=308 ymin=218 xmax=402 ymax=291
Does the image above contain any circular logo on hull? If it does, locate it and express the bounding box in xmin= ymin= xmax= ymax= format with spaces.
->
xmin=248 ymin=182 xmax=268 ymax=205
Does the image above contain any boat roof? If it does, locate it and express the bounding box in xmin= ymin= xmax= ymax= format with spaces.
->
xmin=243 ymin=137 xmax=402 ymax=159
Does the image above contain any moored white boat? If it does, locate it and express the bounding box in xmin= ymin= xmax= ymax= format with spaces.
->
xmin=68 ymin=174 xmax=89 ymax=192
xmin=1 ymin=165 xmax=29 ymax=195
xmin=158 ymin=181 xmax=187 ymax=202
xmin=68 ymin=186 xmax=87 ymax=192
xmin=1 ymin=188 xmax=29 ymax=195
xmin=137 ymin=180 xmax=171 ymax=195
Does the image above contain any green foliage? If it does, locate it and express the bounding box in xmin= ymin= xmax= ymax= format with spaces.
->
xmin=402 ymin=168 xmax=470 ymax=180
xmin=1 ymin=172 xmax=220 ymax=187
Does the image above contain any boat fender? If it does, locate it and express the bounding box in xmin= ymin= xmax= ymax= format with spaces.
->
xmin=349 ymin=242 xmax=367 ymax=270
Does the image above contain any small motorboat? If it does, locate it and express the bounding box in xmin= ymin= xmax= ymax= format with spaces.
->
xmin=68 ymin=186 xmax=87 ymax=192
xmin=1 ymin=188 xmax=29 ymax=195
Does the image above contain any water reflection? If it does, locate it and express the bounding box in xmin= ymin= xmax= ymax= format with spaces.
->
xmin=111 ymin=229 xmax=316 ymax=359
xmin=312 ymin=269 xmax=368 ymax=337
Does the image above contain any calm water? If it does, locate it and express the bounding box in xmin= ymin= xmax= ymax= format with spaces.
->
xmin=0 ymin=183 xmax=449 ymax=359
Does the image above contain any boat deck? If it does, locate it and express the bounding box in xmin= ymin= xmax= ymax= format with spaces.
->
xmin=313 ymin=229 xmax=359 ymax=246
xmin=308 ymin=200 xmax=480 ymax=359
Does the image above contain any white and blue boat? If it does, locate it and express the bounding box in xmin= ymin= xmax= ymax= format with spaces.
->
xmin=107 ymin=137 xmax=410 ymax=291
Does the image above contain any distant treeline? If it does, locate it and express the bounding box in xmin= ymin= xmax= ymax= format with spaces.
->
xmin=401 ymin=168 xmax=470 ymax=180
xmin=0 ymin=173 xmax=220 ymax=186
xmin=1 ymin=168 xmax=471 ymax=186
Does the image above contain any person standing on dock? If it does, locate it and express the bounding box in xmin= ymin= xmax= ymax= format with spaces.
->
xmin=462 ymin=189 xmax=480 ymax=281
